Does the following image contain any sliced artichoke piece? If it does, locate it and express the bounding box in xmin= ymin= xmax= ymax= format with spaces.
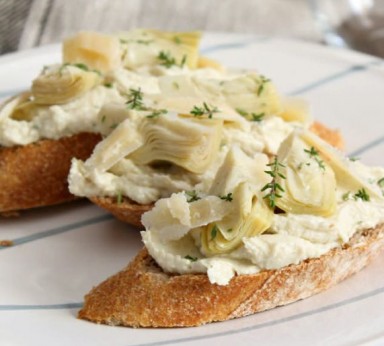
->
xmin=197 ymin=56 xmax=224 ymax=71
xmin=279 ymin=97 xmax=312 ymax=124
xmin=130 ymin=112 xmax=223 ymax=174
xmin=0 ymin=92 xmax=35 ymax=121
xmin=209 ymin=146 xmax=270 ymax=196
xmin=196 ymin=73 xmax=283 ymax=119
xmin=32 ymin=64 xmax=101 ymax=105
xmin=201 ymin=183 xmax=273 ymax=255
xmin=119 ymin=29 xmax=201 ymax=69
xmin=63 ymin=31 xmax=121 ymax=73
xmin=300 ymin=130 xmax=383 ymax=201
xmin=85 ymin=118 xmax=143 ymax=172
xmin=272 ymin=132 xmax=337 ymax=216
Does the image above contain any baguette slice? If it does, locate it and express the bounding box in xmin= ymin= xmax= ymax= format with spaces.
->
xmin=0 ymin=132 xmax=101 ymax=214
xmin=79 ymin=224 xmax=384 ymax=327
xmin=90 ymin=196 xmax=152 ymax=227
xmin=89 ymin=121 xmax=344 ymax=226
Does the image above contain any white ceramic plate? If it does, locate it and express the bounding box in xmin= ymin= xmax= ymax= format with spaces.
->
xmin=0 ymin=33 xmax=384 ymax=346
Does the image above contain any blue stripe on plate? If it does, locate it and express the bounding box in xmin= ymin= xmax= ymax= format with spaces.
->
xmin=201 ymin=37 xmax=269 ymax=55
xmin=0 ymin=303 xmax=83 ymax=311
xmin=128 ymin=285 xmax=384 ymax=346
xmin=289 ymin=59 xmax=382 ymax=96
xmin=0 ymin=214 xmax=114 ymax=250
xmin=348 ymin=134 xmax=384 ymax=157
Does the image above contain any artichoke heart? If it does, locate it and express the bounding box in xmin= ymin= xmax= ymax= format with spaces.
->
xmin=119 ymin=29 xmax=201 ymax=69
xmin=0 ymin=92 xmax=37 ymax=121
xmin=63 ymin=31 xmax=121 ymax=73
xmin=197 ymin=73 xmax=283 ymax=119
xmin=274 ymin=132 xmax=337 ymax=216
xmin=130 ymin=112 xmax=223 ymax=174
xmin=301 ymin=130 xmax=383 ymax=200
xmin=201 ymin=183 xmax=273 ymax=255
xmin=32 ymin=64 xmax=101 ymax=105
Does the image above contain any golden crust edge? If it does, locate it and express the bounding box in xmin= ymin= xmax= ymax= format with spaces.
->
xmin=0 ymin=132 xmax=101 ymax=214
xmin=78 ymin=224 xmax=384 ymax=328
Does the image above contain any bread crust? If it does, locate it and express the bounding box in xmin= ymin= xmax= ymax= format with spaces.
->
xmin=90 ymin=196 xmax=152 ymax=227
xmin=78 ymin=224 xmax=384 ymax=327
xmin=0 ymin=132 xmax=101 ymax=213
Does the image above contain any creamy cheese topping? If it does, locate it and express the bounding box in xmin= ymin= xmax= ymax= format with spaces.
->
xmin=142 ymin=188 xmax=384 ymax=285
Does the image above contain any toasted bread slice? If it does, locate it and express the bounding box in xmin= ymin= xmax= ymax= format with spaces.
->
xmin=0 ymin=132 xmax=101 ymax=214
xmin=90 ymin=196 xmax=152 ymax=227
xmin=90 ymin=121 xmax=344 ymax=226
xmin=78 ymin=224 xmax=384 ymax=327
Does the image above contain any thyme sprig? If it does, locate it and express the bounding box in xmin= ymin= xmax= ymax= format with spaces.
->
xmin=157 ymin=50 xmax=186 ymax=68
xmin=190 ymin=102 xmax=219 ymax=119
xmin=146 ymin=109 xmax=167 ymax=119
xmin=304 ymin=146 xmax=325 ymax=170
xmin=261 ymin=156 xmax=286 ymax=209
xmin=185 ymin=190 xmax=200 ymax=203
xmin=219 ymin=192 xmax=233 ymax=202
xmin=257 ymin=75 xmax=271 ymax=96
xmin=354 ymin=188 xmax=370 ymax=202
xmin=235 ymin=108 xmax=265 ymax=122
xmin=184 ymin=255 xmax=198 ymax=262
xmin=125 ymin=88 xmax=145 ymax=110
xmin=210 ymin=224 xmax=219 ymax=240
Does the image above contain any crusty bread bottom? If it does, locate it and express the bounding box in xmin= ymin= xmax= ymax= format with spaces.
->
xmin=90 ymin=196 xmax=152 ymax=227
xmin=0 ymin=132 xmax=101 ymax=214
xmin=78 ymin=224 xmax=384 ymax=327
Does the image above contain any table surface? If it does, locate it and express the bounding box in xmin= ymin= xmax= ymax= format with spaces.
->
xmin=0 ymin=0 xmax=321 ymax=55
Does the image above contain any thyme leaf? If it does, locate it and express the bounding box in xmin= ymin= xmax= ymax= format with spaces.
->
xmin=304 ymin=146 xmax=325 ymax=170
xmin=261 ymin=156 xmax=286 ymax=209
xmin=185 ymin=190 xmax=200 ymax=203
xmin=354 ymin=188 xmax=370 ymax=202
xmin=219 ymin=192 xmax=233 ymax=202
xmin=190 ymin=102 xmax=219 ymax=119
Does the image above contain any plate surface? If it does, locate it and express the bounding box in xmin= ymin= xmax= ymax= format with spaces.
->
xmin=0 ymin=33 xmax=384 ymax=346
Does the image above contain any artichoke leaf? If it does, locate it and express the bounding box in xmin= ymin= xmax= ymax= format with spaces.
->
xmin=300 ymin=130 xmax=383 ymax=201
xmin=63 ymin=31 xmax=121 ymax=73
xmin=119 ymin=29 xmax=201 ymax=69
xmin=85 ymin=118 xmax=143 ymax=172
xmin=32 ymin=64 xmax=101 ymax=105
xmin=274 ymin=131 xmax=337 ymax=216
xmin=201 ymin=183 xmax=273 ymax=255
xmin=0 ymin=92 xmax=35 ymax=121
xmin=130 ymin=112 xmax=223 ymax=174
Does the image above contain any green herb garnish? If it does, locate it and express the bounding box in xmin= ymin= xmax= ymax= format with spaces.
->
xmin=261 ymin=156 xmax=286 ymax=208
xmin=146 ymin=109 xmax=167 ymax=119
xmin=378 ymin=177 xmax=384 ymax=188
xmin=257 ymin=75 xmax=271 ymax=96
xmin=174 ymin=36 xmax=182 ymax=45
xmin=116 ymin=192 xmax=123 ymax=205
xmin=157 ymin=51 xmax=186 ymax=68
xmin=185 ymin=190 xmax=200 ymax=203
xmin=104 ymin=82 xmax=113 ymax=88
xmin=304 ymin=146 xmax=325 ymax=170
xmin=219 ymin=192 xmax=233 ymax=202
xmin=210 ymin=224 xmax=218 ymax=240
xmin=184 ymin=255 xmax=198 ymax=262
xmin=354 ymin=188 xmax=370 ymax=202
xmin=190 ymin=102 xmax=219 ymax=119
xmin=342 ymin=191 xmax=351 ymax=201
xmin=235 ymin=108 xmax=264 ymax=122
xmin=125 ymin=88 xmax=145 ymax=110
